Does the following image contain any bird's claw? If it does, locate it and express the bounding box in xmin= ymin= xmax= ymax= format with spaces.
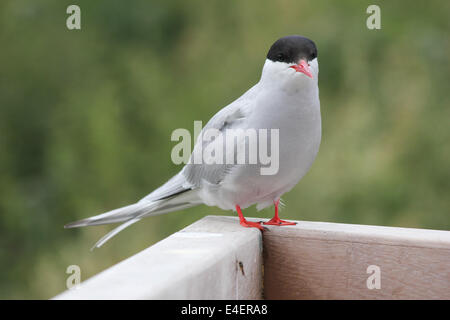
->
xmin=263 ymin=218 xmax=297 ymax=226
xmin=240 ymin=219 xmax=266 ymax=231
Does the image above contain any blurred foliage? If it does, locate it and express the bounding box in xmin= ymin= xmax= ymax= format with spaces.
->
xmin=0 ymin=0 xmax=449 ymax=299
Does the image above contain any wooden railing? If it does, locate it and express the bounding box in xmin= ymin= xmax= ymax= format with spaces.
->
xmin=54 ymin=216 xmax=450 ymax=300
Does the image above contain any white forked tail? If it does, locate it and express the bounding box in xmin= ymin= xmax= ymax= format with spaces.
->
xmin=65 ymin=187 xmax=200 ymax=249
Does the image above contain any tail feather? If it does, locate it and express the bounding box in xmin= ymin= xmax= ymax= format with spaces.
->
xmin=64 ymin=202 xmax=155 ymax=228
xmin=65 ymin=188 xmax=201 ymax=249
xmin=91 ymin=217 xmax=141 ymax=250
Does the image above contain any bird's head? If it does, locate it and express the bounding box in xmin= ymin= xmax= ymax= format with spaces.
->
xmin=261 ymin=35 xmax=319 ymax=87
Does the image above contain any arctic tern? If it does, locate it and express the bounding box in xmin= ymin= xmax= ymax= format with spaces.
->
xmin=65 ymin=35 xmax=322 ymax=249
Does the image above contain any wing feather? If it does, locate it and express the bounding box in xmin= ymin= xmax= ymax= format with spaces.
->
xmin=182 ymin=84 xmax=259 ymax=187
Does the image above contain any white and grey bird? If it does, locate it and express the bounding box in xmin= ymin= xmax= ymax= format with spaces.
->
xmin=65 ymin=35 xmax=322 ymax=249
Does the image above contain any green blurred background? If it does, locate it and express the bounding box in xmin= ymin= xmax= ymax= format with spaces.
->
xmin=0 ymin=0 xmax=449 ymax=299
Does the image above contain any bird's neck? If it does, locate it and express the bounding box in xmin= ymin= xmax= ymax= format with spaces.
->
xmin=259 ymin=60 xmax=319 ymax=97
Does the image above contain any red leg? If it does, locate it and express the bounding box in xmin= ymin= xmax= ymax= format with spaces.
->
xmin=236 ymin=205 xmax=265 ymax=231
xmin=263 ymin=199 xmax=297 ymax=226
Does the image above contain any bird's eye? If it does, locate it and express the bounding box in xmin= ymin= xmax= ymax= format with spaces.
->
xmin=277 ymin=53 xmax=284 ymax=60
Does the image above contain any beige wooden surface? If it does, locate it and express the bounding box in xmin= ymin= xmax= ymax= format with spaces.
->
xmin=55 ymin=215 xmax=450 ymax=300
xmin=259 ymin=219 xmax=450 ymax=299
xmin=54 ymin=216 xmax=263 ymax=300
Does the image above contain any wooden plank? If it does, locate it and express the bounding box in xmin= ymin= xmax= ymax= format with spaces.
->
xmin=54 ymin=216 xmax=263 ymax=299
xmin=260 ymin=219 xmax=450 ymax=299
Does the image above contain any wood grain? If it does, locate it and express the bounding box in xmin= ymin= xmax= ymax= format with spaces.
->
xmin=55 ymin=216 xmax=450 ymax=299
xmin=55 ymin=216 xmax=263 ymax=299
xmin=259 ymin=219 xmax=450 ymax=299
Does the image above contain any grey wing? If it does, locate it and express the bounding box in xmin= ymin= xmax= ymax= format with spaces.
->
xmin=182 ymin=85 xmax=258 ymax=187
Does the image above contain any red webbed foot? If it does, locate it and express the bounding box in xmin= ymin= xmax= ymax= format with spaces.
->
xmin=263 ymin=199 xmax=297 ymax=226
xmin=236 ymin=205 xmax=266 ymax=231
xmin=263 ymin=217 xmax=297 ymax=226
xmin=240 ymin=219 xmax=266 ymax=230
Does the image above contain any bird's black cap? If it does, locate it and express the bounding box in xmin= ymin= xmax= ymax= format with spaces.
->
xmin=267 ymin=35 xmax=317 ymax=63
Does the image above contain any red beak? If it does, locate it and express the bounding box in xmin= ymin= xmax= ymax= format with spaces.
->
xmin=290 ymin=59 xmax=313 ymax=78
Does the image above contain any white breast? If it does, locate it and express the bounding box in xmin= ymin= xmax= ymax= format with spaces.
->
xmin=198 ymin=70 xmax=321 ymax=211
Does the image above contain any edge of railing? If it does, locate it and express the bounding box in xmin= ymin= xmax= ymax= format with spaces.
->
xmin=54 ymin=216 xmax=263 ymax=300
xmin=54 ymin=215 xmax=450 ymax=300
